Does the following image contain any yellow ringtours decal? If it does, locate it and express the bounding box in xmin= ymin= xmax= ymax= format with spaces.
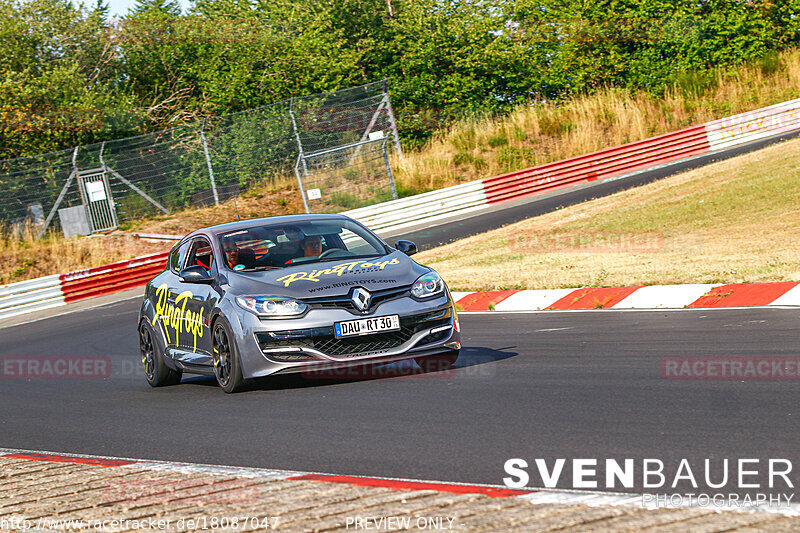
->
xmin=276 ymin=258 xmax=401 ymax=287
xmin=154 ymin=284 xmax=205 ymax=351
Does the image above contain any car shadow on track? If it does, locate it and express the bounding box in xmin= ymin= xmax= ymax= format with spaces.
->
xmin=180 ymin=345 xmax=518 ymax=392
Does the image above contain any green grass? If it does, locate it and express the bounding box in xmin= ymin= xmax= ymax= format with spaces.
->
xmin=416 ymin=138 xmax=800 ymax=291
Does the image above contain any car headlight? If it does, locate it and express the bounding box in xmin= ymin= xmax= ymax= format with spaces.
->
xmin=411 ymin=272 xmax=445 ymax=298
xmin=236 ymin=296 xmax=307 ymax=317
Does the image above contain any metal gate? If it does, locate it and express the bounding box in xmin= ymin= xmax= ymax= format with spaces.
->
xmin=77 ymin=168 xmax=118 ymax=233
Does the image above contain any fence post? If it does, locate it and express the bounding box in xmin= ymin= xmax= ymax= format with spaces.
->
xmin=289 ymin=98 xmax=311 ymax=213
xmin=102 ymin=140 xmax=170 ymax=215
xmin=383 ymin=138 xmax=398 ymax=200
xmin=383 ymin=78 xmax=404 ymax=159
xmin=38 ymin=146 xmax=79 ymax=238
xmin=348 ymin=96 xmax=388 ymax=165
xmin=200 ymin=119 xmax=220 ymax=206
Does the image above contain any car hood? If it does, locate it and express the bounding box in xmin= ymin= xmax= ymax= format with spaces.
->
xmin=224 ymin=251 xmax=430 ymax=299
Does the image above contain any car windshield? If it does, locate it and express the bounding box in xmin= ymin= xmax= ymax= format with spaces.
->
xmin=218 ymin=218 xmax=389 ymax=272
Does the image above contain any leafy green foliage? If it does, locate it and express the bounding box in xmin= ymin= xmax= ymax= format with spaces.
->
xmin=1 ymin=0 xmax=800 ymax=159
xmin=509 ymin=0 xmax=800 ymax=95
xmin=0 ymin=0 xmax=144 ymax=158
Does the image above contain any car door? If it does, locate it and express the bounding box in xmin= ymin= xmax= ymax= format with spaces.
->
xmin=154 ymin=239 xmax=190 ymax=352
xmin=166 ymin=236 xmax=220 ymax=366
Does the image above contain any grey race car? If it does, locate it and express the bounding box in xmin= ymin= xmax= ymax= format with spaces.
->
xmin=138 ymin=214 xmax=461 ymax=392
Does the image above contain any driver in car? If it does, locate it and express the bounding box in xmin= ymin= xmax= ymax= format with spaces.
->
xmin=301 ymin=235 xmax=322 ymax=257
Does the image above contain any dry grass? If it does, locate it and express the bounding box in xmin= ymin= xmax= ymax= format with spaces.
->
xmin=4 ymin=49 xmax=800 ymax=284
xmin=0 ymin=184 xmax=306 ymax=284
xmin=127 ymin=184 xmax=306 ymax=235
xmin=394 ymin=49 xmax=800 ymax=194
xmin=416 ymin=137 xmax=800 ymax=291
xmin=0 ymin=222 xmax=173 ymax=284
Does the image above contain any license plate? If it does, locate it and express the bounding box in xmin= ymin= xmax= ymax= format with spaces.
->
xmin=334 ymin=315 xmax=400 ymax=338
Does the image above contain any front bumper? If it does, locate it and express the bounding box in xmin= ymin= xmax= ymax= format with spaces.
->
xmin=233 ymin=293 xmax=460 ymax=379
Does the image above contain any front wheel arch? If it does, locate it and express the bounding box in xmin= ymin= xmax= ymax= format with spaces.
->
xmin=210 ymin=308 xmax=251 ymax=376
xmin=211 ymin=316 xmax=245 ymax=393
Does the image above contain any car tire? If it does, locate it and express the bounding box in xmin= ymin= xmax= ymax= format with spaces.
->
xmin=140 ymin=321 xmax=182 ymax=387
xmin=212 ymin=319 xmax=245 ymax=393
xmin=415 ymin=351 xmax=459 ymax=373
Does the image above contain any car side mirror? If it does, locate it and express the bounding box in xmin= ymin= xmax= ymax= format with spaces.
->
xmin=395 ymin=240 xmax=417 ymax=256
xmin=179 ymin=265 xmax=215 ymax=284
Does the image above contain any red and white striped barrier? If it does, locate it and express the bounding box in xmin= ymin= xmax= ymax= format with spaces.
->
xmin=0 ymin=252 xmax=169 ymax=320
xmin=347 ymin=97 xmax=800 ymax=232
xmin=451 ymin=281 xmax=800 ymax=311
xmin=2 ymin=97 xmax=800 ymax=321
xmin=0 ymin=275 xmax=65 ymax=319
xmin=59 ymin=252 xmax=168 ymax=304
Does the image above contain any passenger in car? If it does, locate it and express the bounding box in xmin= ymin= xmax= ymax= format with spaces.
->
xmin=222 ymin=239 xmax=240 ymax=269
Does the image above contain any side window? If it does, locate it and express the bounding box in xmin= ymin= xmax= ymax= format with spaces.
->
xmin=186 ymin=238 xmax=215 ymax=272
xmin=169 ymin=241 xmax=191 ymax=273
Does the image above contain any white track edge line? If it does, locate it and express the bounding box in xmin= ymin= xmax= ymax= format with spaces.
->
xmin=1 ymin=447 xmax=798 ymax=517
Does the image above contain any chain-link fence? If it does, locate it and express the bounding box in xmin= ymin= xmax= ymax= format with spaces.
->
xmin=0 ymin=80 xmax=402 ymax=237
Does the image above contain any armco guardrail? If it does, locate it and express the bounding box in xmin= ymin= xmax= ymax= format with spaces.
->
xmin=2 ymin=97 xmax=800 ymax=321
xmin=0 ymin=253 xmax=168 ymax=320
xmin=705 ymin=97 xmax=800 ymax=151
xmin=0 ymin=275 xmax=64 ymax=320
xmin=481 ymin=125 xmax=710 ymax=204
xmin=344 ymin=181 xmax=487 ymax=234
xmin=60 ymin=252 xmax=169 ymax=304
xmin=347 ymin=96 xmax=800 ymax=228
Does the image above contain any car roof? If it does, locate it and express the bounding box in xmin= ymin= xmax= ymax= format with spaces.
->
xmin=194 ymin=213 xmax=354 ymax=238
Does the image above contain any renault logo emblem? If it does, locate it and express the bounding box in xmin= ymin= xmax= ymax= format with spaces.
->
xmin=351 ymin=288 xmax=371 ymax=311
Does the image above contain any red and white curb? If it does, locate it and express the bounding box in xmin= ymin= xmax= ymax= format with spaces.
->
xmin=452 ymin=281 xmax=800 ymax=311
xmin=1 ymin=448 xmax=798 ymax=518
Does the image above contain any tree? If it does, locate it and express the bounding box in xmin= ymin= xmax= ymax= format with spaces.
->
xmin=129 ymin=0 xmax=181 ymax=16
xmin=509 ymin=0 xmax=800 ymax=96
xmin=119 ymin=0 xmax=366 ymax=123
xmin=0 ymin=0 xmax=142 ymax=158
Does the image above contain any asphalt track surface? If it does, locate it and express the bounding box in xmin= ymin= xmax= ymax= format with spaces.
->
xmin=3 ymin=133 xmax=800 ymax=498
xmin=2 ymin=300 xmax=799 ymax=496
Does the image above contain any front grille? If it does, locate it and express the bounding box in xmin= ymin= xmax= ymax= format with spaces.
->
xmin=315 ymin=328 xmax=414 ymax=357
xmin=305 ymin=286 xmax=411 ymax=313
xmin=256 ymin=308 xmax=452 ymax=359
